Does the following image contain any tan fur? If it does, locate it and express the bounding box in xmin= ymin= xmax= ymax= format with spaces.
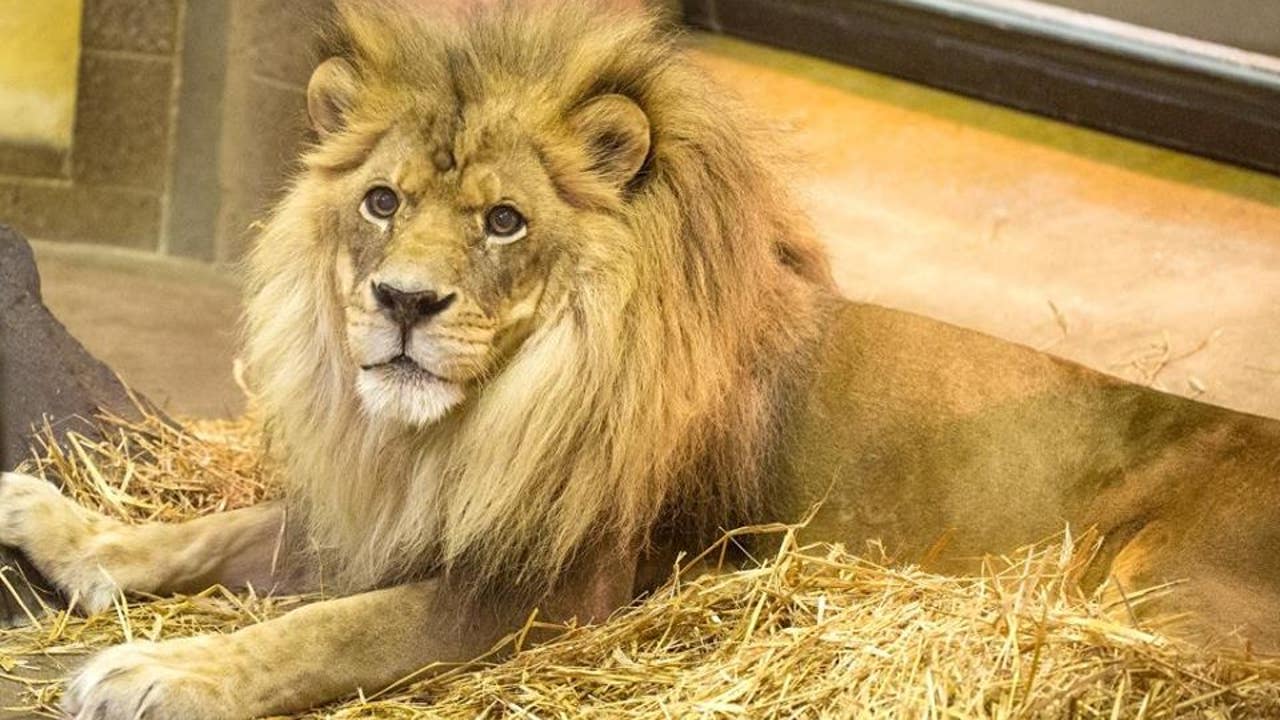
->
xmin=5 ymin=3 xmax=1280 ymax=718
xmin=243 ymin=0 xmax=831 ymax=592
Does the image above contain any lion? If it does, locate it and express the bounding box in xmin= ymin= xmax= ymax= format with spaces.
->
xmin=2 ymin=1 xmax=1279 ymax=717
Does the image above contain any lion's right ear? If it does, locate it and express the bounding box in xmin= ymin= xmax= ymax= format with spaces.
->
xmin=307 ymin=57 xmax=360 ymax=135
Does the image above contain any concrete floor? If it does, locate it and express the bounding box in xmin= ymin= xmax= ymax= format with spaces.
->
xmin=31 ymin=241 xmax=244 ymax=418
xmin=699 ymin=36 xmax=1280 ymax=420
xmin=26 ymin=35 xmax=1280 ymax=421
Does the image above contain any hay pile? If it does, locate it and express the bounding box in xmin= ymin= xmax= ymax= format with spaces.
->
xmin=3 ymin=413 xmax=1280 ymax=718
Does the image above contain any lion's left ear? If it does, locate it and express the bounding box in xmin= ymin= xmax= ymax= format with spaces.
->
xmin=568 ymin=94 xmax=651 ymax=191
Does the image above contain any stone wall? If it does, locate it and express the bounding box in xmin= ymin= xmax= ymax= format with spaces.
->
xmin=0 ymin=0 xmax=182 ymax=252
xmin=0 ymin=0 xmax=316 ymax=261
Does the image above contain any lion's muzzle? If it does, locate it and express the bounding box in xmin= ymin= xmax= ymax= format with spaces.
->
xmin=346 ymin=275 xmax=493 ymax=426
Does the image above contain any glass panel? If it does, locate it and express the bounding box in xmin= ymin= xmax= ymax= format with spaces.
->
xmin=1042 ymin=0 xmax=1279 ymax=56
xmin=908 ymin=0 xmax=1280 ymax=88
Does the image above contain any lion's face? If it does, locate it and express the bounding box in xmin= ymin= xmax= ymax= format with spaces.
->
xmin=309 ymin=59 xmax=652 ymax=426
xmin=328 ymin=126 xmax=558 ymax=425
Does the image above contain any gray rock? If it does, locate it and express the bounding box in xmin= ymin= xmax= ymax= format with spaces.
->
xmin=0 ymin=224 xmax=151 ymax=625
xmin=1 ymin=225 xmax=142 ymax=469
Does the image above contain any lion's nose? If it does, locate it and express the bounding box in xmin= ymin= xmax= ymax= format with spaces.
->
xmin=372 ymin=282 xmax=456 ymax=327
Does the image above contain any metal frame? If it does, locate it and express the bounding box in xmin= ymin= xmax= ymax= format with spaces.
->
xmin=683 ymin=0 xmax=1280 ymax=175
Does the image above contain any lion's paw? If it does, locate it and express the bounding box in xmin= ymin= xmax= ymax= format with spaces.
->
xmin=0 ymin=471 xmax=65 ymax=546
xmin=64 ymin=639 xmax=242 ymax=720
xmin=0 ymin=471 xmax=119 ymax=612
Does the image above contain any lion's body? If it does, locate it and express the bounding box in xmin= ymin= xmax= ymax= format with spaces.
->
xmin=774 ymin=300 xmax=1280 ymax=647
xmin=2 ymin=2 xmax=1279 ymax=717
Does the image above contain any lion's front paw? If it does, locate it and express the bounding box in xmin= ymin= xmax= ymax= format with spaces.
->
xmin=64 ymin=638 xmax=244 ymax=720
xmin=0 ymin=471 xmax=120 ymax=612
xmin=0 ymin=471 xmax=66 ymax=546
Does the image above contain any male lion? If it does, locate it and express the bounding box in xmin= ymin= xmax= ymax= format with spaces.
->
xmin=2 ymin=2 xmax=1279 ymax=718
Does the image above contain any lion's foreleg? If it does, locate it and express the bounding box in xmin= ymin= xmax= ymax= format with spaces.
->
xmin=0 ymin=472 xmax=304 ymax=612
xmin=62 ymin=543 xmax=641 ymax=720
xmin=65 ymin=580 xmax=513 ymax=719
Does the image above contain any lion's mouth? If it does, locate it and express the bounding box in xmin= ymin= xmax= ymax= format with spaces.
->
xmin=353 ymin=352 xmax=467 ymax=426
xmin=360 ymin=354 xmax=452 ymax=383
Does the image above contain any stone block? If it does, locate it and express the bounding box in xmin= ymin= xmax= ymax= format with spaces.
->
xmin=0 ymin=181 xmax=161 ymax=249
xmin=71 ymin=51 xmax=174 ymax=191
xmin=80 ymin=0 xmax=179 ymax=54
xmin=249 ymin=0 xmax=323 ymax=87
xmin=0 ymin=143 xmax=67 ymax=180
xmin=216 ymin=78 xmax=307 ymax=259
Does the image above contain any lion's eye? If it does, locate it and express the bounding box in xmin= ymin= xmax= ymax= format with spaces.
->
xmin=362 ymin=186 xmax=400 ymax=221
xmin=484 ymin=204 xmax=527 ymax=244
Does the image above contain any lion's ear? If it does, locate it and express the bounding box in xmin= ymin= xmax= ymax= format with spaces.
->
xmin=307 ymin=57 xmax=360 ymax=135
xmin=568 ymin=94 xmax=651 ymax=191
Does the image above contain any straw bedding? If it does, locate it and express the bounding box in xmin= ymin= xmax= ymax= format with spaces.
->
xmin=2 ymin=412 xmax=1279 ymax=719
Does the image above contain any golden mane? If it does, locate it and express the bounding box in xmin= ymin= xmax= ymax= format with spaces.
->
xmin=243 ymin=0 xmax=834 ymax=593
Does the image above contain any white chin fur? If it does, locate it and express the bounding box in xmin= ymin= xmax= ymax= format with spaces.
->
xmin=356 ymin=371 xmax=465 ymax=426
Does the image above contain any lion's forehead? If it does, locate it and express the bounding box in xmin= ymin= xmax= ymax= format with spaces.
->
xmin=393 ymin=158 xmax=503 ymax=212
xmin=366 ymin=112 xmax=530 ymax=206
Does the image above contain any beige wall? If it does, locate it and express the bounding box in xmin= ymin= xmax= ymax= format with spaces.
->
xmin=0 ymin=0 xmax=83 ymax=149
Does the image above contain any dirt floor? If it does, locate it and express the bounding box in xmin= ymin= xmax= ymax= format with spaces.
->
xmin=26 ymin=35 xmax=1280 ymax=422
